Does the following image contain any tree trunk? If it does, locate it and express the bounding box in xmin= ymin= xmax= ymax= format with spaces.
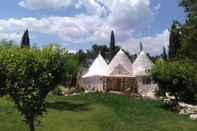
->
xmin=28 ymin=117 xmax=35 ymax=131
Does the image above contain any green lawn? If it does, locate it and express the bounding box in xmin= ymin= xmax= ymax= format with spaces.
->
xmin=0 ymin=93 xmax=197 ymax=131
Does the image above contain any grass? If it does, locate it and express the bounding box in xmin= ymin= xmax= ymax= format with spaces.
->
xmin=0 ymin=93 xmax=197 ymax=131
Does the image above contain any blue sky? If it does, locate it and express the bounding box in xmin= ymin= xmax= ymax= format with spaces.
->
xmin=0 ymin=0 xmax=186 ymax=55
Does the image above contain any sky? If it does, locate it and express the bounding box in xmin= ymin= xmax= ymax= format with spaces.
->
xmin=0 ymin=0 xmax=186 ymax=55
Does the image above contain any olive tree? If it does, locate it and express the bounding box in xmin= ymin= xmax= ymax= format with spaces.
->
xmin=0 ymin=47 xmax=74 ymax=131
xmin=151 ymin=60 xmax=197 ymax=103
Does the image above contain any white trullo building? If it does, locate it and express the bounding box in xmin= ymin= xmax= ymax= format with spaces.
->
xmin=79 ymin=49 xmax=158 ymax=98
xmin=103 ymin=49 xmax=136 ymax=92
xmin=80 ymin=54 xmax=108 ymax=91
xmin=132 ymin=50 xmax=158 ymax=99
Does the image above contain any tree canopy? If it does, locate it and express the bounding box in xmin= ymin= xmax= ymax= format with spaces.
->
xmin=168 ymin=0 xmax=197 ymax=62
xmin=0 ymin=47 xmax=78 ymax=131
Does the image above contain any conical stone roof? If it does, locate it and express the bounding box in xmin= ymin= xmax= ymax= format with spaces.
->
xmin=133 ymin=51 xmax=154 ymax=76
xmin=107 ymin=49 xmax=133 ymax=77
xmin=82 ymin=54 xmax=108 ymax=78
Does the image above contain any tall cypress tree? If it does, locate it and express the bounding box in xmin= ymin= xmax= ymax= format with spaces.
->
xmin=140 ymin=42 xmax=143 ymax=52
xmin=109 ymin=30 xmax=115 ymax=60
xmin=21 ymin=29 xmax=30 ymax=48
xmin=162 ymin=46 xmax=168 ymax=61
xmin=178 ymin=0 xmax=197 ymax=61
xmin=169 ymin=21 xmax=181 ymax=60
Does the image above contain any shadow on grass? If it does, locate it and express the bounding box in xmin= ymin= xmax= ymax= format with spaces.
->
xmin=46 ymin=101 xmax=91 ymax=112
xmin=154 ymin=102 xmax=177 ymax=113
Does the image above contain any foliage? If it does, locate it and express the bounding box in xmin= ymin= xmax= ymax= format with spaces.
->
xmin=180 ymin=0 xmax=197 ymax=13
xmin=0 ymin=40 xmax=19 ymax=96
xmin=64 ymin=54 xmax=80 ymax=87
xmin=21 ymin=30 xmax=30 ymax=48
xmin=87 ymin=44 xmax=111 ymax=59
xmin=169 ymin=1 xmax=197 ymax=62
xmin=169 ymin=21 xmax=182 ymax=60
xmin=76 ymin=49 xmax=87 ymax=65
xmin=0 ymin=40 xmax=18 ymax=49
xmin=52 ymin=85 xmax=66 ymax=96
xmin=76 ymin=44 xmax=120 ymax=65
xmin=151 ymin=60 xmax=197 ymax=103
xmin=0 ymin=47 xmax=75 ymax=131
xmin=177 ymin=15 xmax=197 ymax=61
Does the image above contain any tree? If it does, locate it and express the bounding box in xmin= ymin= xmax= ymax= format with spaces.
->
xmin=169 ymin=21 xmax=181 ymax=60
xmin=109 ymin=30 xmax=116 ymax=60
xmin=140 ymin=42 xmax=143 ymax=52
xmin=0 ymin=40 xmax=17 ymax=49
xmin=180 ymin=0 xmax=197 ymax=13
xmin=21 ymin=30 xmax=30 ymax=48
xmin=77 ymin=49 xmax=87 ymax=64
xmin=0 ymin=47 xmax=73 ymax=131
xmin=65 ymin=54 xmax=80 ymax=87
xmin=170 ymin=0 xmax=197 ymax=62
xmin=162 ymin=47 xmax=168 ymax=61
xmin=151 ymin=60 xmax=197 ymax=103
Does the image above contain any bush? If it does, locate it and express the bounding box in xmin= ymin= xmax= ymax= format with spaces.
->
xmin=0 ymin=47 xmax=78 ymax=131
xmin=151 ymin=60 xmax=197 ymax=103
xmin=52 ymin=85 xmax=66 ymax=96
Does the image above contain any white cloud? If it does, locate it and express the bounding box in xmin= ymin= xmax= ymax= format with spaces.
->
xmin=154 ymin=3 xmax=161 ymax=11
xmin=0 ymin=32 xmax=21 ymax=41
xmin=18 ymin=0 xmax=154 ymax=31
xmin=0 ymin=16 xmax=104 ymax=43
xmin=0 ymin=15 xmax=168 ymax=55
xmin=68 ymin=49 xmax=77 ymax=54
xmin=109 ymin=0 xmax=152 ymax=31
xmin=122 ymin=29 xmax=169 ymax=55
xmin=0 ymin=0 xmax=166 ymax=55
xmin=19 ymin=0 xmax=74 ymax=10
xmin=75 ymin=0 xmax=108 ymax=16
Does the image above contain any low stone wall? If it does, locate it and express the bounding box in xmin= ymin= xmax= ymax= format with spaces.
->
xmin=136 ymin=76 xmax=158 ymax=100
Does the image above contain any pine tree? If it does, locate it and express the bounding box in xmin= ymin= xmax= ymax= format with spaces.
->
xmin=109 ymin=30 xmax=115 ymax=60
xmin=21 ymin=30 xmax=30 ymax=48
xmin=169 ymin=21 xmax=181 ymax=59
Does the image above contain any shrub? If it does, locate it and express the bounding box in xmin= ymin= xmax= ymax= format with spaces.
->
xmin=0 ymin=47 xmax=77 ymax=131
xmin=52 ymin=85 xmax=66 ymax=96
xmin=151 ymin=60 xmax=197 ymax=103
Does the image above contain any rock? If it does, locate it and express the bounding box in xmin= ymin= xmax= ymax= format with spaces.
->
xmin=84 ymin=90 xmax=96 ymax=93
xmin=178 ymin=102 xmax=197 ymax=115
xmin=123 ymin=88 xmax=131 ymax=94
xmin=178 ymin=102 xmax=197 ymax=109
xmin=179 ymin=109 xmax=187 ymax=115
xmin=71 ymin=93 xmax=81 ymax=96
xmin=179 ymin=108 xmax=195 ymax=115
xmin=108 ymin=91 xmax=124 ymax=95
xmin=190 ymin=114 xmax=197 ymax=120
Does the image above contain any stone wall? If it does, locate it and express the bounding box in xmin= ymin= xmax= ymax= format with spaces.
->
xmin=136 ymin=76 xmax=158 ymax=99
